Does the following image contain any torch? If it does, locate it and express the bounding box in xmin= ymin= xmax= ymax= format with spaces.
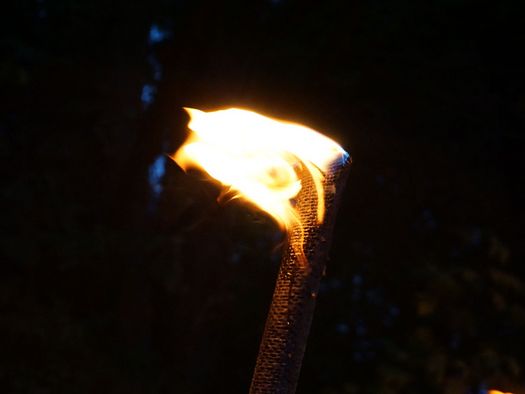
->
xmin=174 ymin=107 xmax=350 ymax=393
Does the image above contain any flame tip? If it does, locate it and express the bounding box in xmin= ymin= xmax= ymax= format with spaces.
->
xmin=183 ymin=107 xmax=201 ymax=115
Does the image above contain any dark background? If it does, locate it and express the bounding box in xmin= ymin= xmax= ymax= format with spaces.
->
xmin=1 ymin=1 xmax=524 ymax=393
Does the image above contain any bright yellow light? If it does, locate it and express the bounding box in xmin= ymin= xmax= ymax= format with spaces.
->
xmin=173 ymin=107 xmax=347 ymax=263
xmin=489 ymin=390 xmax=514 ymax=394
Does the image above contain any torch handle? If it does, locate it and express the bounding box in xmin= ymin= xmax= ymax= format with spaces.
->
xmin=249 ymin=158 xmax=351 ymax=394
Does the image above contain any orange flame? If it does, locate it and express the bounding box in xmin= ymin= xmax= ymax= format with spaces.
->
xmin=489 ymin=391 xmax=514 ymax=394
xmin=173 ymin=107 xmax=347 ymax=262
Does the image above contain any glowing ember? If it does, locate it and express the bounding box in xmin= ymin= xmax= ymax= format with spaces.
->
xmin=173 ymin=107 xmax=348 ymax=262
xmin=489 ymin=391 xmax=514 ymax=394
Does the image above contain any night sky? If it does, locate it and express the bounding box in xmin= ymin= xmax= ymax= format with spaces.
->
xmin=1 ymin=1 xmax=524 ymax=393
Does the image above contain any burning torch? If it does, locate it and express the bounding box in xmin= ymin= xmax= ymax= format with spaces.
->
xmin=174 ymin=107 xmax=351 ymax=393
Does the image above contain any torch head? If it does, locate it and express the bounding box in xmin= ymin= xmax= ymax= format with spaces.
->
xmin=173 ymin=107 xmax=350 ymax=264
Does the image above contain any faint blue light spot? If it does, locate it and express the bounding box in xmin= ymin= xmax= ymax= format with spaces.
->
xmin=149 ymin=154 xmax=166 ymax=199
xmin=231 ymin=252 xmax=241 ymax=264
xmin=352 ymin=274 xmax=363 ymax=286
xmin=336 ymin=323 xmax=349 ymax=334
xmin=341 ymin=150 xmax=351 ymax=166
xmin=141 ymin=84 xmax=156 ymax=108
xmin=148 ymin=24 xmax=170 ymax=45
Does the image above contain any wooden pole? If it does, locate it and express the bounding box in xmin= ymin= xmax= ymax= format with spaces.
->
xmin=249 ymin=155 xmax=351 ymax=394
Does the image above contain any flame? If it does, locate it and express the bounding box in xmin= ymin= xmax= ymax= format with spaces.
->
xmin=173 ymin=107 xmax=348 ymax=262
xmin=489 ymin=391 xmax=514 ymax=394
